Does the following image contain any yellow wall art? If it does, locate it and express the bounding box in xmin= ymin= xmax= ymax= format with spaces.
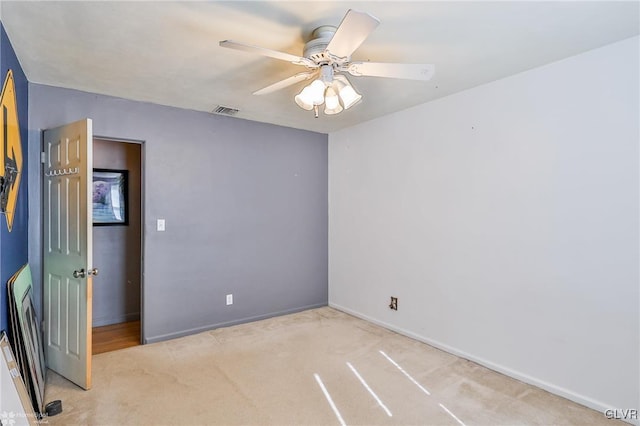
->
xmin=0 ymin=70 xmax=23 ymax=232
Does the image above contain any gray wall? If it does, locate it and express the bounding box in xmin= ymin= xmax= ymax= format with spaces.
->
xmin=28 ymin=84 xmax=328 ymax=343
xmin=92 ymin=139 xmax=142 ymax=327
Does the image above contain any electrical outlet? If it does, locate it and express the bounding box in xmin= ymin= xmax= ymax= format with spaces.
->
xmin=389 ymin=296 xmax=398 ymax=311
xmin=226 ymin=294 xmax=233 ymax=305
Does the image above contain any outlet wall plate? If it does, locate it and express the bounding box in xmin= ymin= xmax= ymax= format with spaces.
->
xmin=389 ymin=296 xmax=398 ymax=310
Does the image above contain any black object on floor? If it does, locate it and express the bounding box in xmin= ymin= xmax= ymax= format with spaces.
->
xmin=45 ymin=400 xmax=63 ymax=417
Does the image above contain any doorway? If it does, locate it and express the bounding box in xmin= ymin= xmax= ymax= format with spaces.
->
xmin=91 ymin=138 xmax=143 ymax=354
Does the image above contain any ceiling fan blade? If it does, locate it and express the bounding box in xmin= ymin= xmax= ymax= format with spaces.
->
xmin=346 ymin=62 xmax=435 ymax=80
xmin=253 ymin=71 xmax=318 ymax=95
xmin=326 ymin=9 xmax=380 ymax=59
xmin=219 ymin=40 xmax=318 ymax=68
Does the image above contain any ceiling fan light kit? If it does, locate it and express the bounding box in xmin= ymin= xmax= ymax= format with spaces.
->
xmin=294 ymin=64 xmax=362 ymax=117
xmin=220 ymin=9 xmax=434 ymax=118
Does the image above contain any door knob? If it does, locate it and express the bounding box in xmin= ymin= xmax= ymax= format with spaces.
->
xmin=73 ymin=268 xmax=99 ymax=278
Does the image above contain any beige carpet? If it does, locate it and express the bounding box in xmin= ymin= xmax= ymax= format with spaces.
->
xmin=44 ymin=307 xmax=617 ymax=425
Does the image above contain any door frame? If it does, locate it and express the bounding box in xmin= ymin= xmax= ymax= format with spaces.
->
xmin=92 ymin=135 xmax=146 ymax=344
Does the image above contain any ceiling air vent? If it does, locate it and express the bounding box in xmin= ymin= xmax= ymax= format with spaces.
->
xmin=212 ymin=105 xmax=239 ymax=116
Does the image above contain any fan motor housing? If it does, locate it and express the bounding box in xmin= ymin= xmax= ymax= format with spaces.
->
xmin=303 ymin=25 xmax=338 ymax=64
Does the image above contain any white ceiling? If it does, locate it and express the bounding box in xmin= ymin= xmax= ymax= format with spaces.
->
xmin=2 ymin=1 xmax=638 ymax=134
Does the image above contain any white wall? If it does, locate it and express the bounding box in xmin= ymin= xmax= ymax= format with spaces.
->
xmin=329 ymin=36 xmax=639 ymax=417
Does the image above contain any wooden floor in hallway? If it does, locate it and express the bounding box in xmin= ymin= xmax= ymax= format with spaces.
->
xmin=92 ymin=321 xmax=140 ymax=355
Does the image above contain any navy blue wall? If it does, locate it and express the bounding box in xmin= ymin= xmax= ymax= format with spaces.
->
xmin=0 ymin=22 xmax=29 ymax=334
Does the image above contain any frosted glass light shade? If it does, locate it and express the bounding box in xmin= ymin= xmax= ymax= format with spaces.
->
xmin=295 ymin=79 xmax=326 ymax=110
xmin=338 ymin=84 xmax=362 ymax=110
xmin=294 ymin=88 xmax=314 ymax=110
xmin=324 ymin=86 xmax=343 ymax=115
xmin=308 ymin=80 xmax=326 ymax=105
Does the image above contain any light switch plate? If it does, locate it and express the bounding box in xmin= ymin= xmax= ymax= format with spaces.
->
xmin=157 ymin=219 xmax=165 ymax=231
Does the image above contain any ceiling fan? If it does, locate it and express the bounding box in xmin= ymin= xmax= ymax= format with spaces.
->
xmin=219 ymin=9 xmax=435 ymax=117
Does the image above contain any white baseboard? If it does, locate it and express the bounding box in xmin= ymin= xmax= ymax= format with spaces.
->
xmin=329 ymin=302 xmax=637 ymax=426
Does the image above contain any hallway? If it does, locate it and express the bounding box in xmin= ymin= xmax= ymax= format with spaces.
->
xmin=92 ymin=321 xmax=140 ymax=355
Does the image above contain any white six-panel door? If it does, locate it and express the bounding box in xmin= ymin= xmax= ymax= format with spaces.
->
xmin=43 ymin=119 xmax=94 ymax=390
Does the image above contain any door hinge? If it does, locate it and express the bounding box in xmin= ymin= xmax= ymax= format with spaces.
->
xmin=40 ymin=152 xmax=46 ymax=164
